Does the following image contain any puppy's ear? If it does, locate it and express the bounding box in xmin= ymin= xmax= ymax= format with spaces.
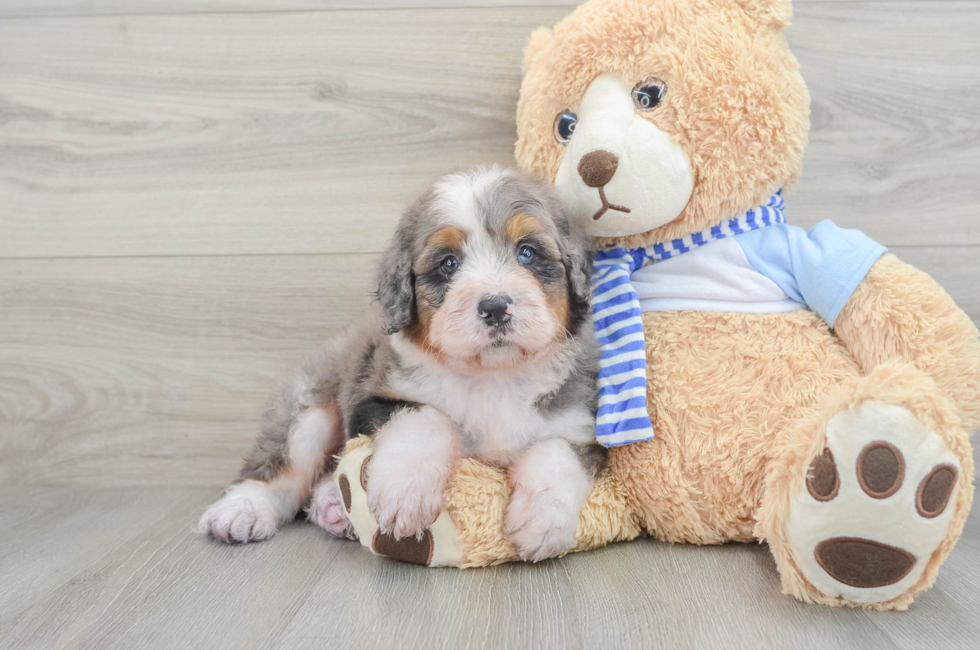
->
xmin=562 ymin=222 xmax=594 ymax=332
xmin=376 ymin=237 xmax=415 ymax=335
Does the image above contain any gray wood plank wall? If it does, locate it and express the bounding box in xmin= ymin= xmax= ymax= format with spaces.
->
xmin=2 ymin=1 xmax=977 ymax=487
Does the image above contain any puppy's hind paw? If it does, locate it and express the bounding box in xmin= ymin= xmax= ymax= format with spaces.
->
xmin=198 ymin=484 xmax=279 ymax=544
xmin=308 ymin=477 xmax=355 ymax=540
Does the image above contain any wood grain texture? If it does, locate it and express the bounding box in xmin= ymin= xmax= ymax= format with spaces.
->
xmin=0 ymin=487 xmax=208 ymax=633
xmin=0 ymin=253 xmax=378 ymax=486
xmin=0 ymin=1 xmax=579 ymax=19
xmin=0 ymin=471 xmax=978 ymax=650
xmin=0 ymin=6 xmax=548 ymax=259
xmin=0 ymin=0 xmax=920 ymax=20
xmin=1 ymin=245 xmax=976 ymax=487
xmin=1 ymin=2 xmax=978 ymax=259
xmin=788 ymin=2 xmax=980 ymax=244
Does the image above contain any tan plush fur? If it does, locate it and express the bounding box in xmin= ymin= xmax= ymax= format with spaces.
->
xmin=445 ymin=461 xmax=641 ymax=567
xmin=612 ymin=310 xmax=862 ymax=544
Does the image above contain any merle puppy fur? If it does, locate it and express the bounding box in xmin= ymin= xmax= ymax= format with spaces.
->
xmin=199 ymin=167 xmax=603 ymax=561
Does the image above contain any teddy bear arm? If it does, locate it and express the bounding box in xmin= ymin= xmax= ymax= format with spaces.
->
xmin=834 ymin=253 xmax=980 ymax=432
xmin=332 ymin=437 xmax=640 ymax=568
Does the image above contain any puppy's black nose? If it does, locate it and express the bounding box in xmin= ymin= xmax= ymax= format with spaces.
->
xmin=478 ymin=295 xmax=512 ymax=327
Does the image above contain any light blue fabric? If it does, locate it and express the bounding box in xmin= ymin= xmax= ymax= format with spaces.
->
xmin=735 ymin=220 xmax=887 ymax=327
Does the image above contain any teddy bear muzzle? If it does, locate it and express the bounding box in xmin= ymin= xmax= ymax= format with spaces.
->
xmin=577 ymin=150 xmax=632 ymax=220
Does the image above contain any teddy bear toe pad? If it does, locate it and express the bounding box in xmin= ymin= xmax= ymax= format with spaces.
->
xmin=787 ymin=401 xmax=962 ymax=604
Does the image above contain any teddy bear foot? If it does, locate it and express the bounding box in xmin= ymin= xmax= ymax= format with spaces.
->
xmin=785 ymin=400 xmax=965 ymax=606
xmin=330 ymin=441 xmax=467 ymax=567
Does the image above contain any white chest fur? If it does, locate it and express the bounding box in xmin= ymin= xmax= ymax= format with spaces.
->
xmin=389 ymin=336 xmax=594 ymax=463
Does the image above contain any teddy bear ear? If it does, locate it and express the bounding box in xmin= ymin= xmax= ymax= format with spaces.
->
xmin=732 ymin=0 xmax=793 ymax=30
xmin=522 ymin=27 xmax=553 ymax=75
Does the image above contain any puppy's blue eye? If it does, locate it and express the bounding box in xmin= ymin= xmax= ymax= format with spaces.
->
xmin=517 ymin=245 xmax=536 ymax=265
xmin=441 ymin=256 xmax=458 ymax=274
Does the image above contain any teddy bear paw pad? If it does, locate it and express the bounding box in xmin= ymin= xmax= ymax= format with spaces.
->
xmin=372 ymin=529 xmax=435 ymax=566
xmin=787 ymin=401 xmax=963 ymax=604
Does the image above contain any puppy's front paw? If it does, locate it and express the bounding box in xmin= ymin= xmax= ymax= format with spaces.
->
xmin=504 ymin=438 xmax=593 ymax=562
xmin=504 ymin=485 xmax=580 ymax=562
xmin=366 ymin=454 xmax=446 ymax=540
xmin=198 ymin=486 xmax=279 ymax=544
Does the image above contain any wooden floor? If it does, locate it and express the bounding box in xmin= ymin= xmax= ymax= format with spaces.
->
xmin=1 ymin=1 xmax=979 ymax=649
xmin=2 ymin=462 xmax=980 ymax=650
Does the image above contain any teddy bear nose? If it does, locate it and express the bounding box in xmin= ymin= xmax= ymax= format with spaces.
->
xmin=577 ymin=150 xmax=619 ymax=187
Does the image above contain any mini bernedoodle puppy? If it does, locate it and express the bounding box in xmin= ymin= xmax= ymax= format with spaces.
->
xmin=199 ymin=166 xmax=603 ymax=561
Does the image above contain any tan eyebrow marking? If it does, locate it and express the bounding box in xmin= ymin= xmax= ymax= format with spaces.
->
xmin=426 ymin=226 xmax=467 ymax=251
xmin=504 ymin=212 xmax=543 ymax=244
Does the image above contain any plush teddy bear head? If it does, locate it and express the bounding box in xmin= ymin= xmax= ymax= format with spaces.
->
xmin=515 ymin=0 xmax=810 ymax=250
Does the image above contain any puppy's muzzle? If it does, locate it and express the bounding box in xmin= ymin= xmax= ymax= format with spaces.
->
xmin=478 ymin=294 xmax=513 ymax=328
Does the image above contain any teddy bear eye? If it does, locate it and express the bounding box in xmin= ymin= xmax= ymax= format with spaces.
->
xmin=632 ymin=77 xmax=667 ymax=112
xmin=553 ymin=110 xmax=578 ymax=145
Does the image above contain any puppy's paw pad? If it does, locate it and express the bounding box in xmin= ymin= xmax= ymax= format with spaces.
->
xmin=504 ymin=489 xmax=578 ymax=563
xmin=198 ymin=494 xmax=278 ymax=544
xmin=308 ymin=478 xmax=355 ymax=540
xmin=789 ymin=401 xmax=964 ymax=604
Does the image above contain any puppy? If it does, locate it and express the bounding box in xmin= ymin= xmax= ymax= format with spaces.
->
xmin=199 ymin=166 xmax=602 ymax=561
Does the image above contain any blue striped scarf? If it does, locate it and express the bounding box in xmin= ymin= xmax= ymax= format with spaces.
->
xmin=591 ymin=192 xmax=786 ymax=447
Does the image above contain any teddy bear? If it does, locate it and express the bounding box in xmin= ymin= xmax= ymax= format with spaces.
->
xmin=331 ymin=0 xmax=980 ymax=610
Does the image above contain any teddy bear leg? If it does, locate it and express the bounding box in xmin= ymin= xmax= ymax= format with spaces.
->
xmin=834 ymin=253 xmax=980 ymax=433
xmin=330 ymin=436 xmax=640 ymax=567
xmin=756 ymin=361 xmax=974 ymax=610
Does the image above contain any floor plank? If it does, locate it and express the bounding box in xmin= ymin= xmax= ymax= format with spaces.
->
xmin=2 ymin=3 xmax=978 ymax=259
xmin=0 ymin=487 xmax=210 ymax=631
xmin=0 ymin=472 xmax=977 ymax=650
xmin=1 ymin=245 xmax=976 ymax=487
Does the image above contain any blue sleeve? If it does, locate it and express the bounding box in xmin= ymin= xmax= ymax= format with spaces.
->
xmin=736 ymin=221 xmax=887 ymax=327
